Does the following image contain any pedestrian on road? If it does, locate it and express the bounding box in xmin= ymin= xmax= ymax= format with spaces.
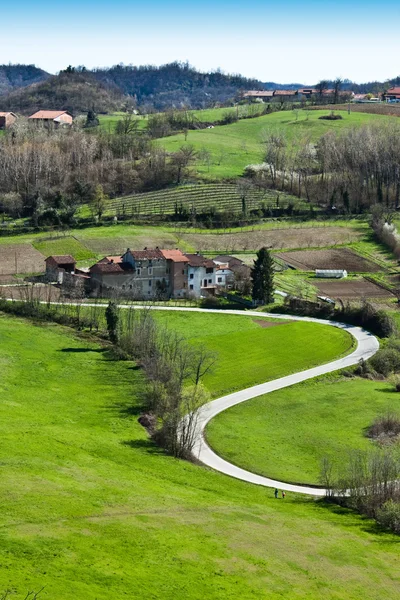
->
xmin=274 ymin=488 xmax=279 ymax=498
xmin=282 ymin=491 xmax=286 ymax=499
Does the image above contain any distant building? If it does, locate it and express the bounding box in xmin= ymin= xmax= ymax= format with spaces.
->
xmin=384 ymin=87 xmax=400 ymax=103
xmin=0 ymin=112 xmax=17 ymax=130
xmin=28 ymin=110 xmax=73 ymax=126
xmin=243 ymin=90 xmax=274 ymax=100
xmin=315 ymin=269 xmax=348 ymax=279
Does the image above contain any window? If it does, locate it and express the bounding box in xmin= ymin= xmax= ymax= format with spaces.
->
xmin=206 ymin=267 xmax=213 ymax=274
xmin=217 ymin=277 xmax=222 ymax=283
xmin=148 ymin=267 xmax=153 ymax=275
xmin=182 ymin=269 xmax=185 ymax=275
xmin=190 ymin=284 xmax=194 ymax=290
xmin=129 ymin=284 xmax=133 ymax=289
xmin=148 ymin=280 xmax=152 ymax=286
xmin=183 ymin=282 xmax=186 ymax=288
xmin=208 ymin=279 xmax=212 ymax=283
xmin=189 ymin=273 xmax=194 ymax=279
xmin=122 ymin=284 xmax=125 ymax=290
xmin=137 ymin=268 xmax=141 ymax=276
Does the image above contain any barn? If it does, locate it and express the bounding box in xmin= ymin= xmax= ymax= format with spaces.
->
xmin=0 ymin=112 xmax=17 ymax=130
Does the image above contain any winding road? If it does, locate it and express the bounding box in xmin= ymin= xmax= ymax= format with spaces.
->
xmin=4 ymin=299 xmax=380 ymax=495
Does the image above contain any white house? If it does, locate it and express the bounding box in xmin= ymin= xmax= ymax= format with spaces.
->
xmin=186 ymin=254 xmax=216 ymax=297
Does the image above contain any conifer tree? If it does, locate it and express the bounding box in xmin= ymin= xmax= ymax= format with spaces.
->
xmin=251 ymin=247 xmax=274 ymax=305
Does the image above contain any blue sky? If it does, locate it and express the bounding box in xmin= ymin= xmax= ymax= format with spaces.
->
xmin=1 ymin=0 xmax=400 ymax=83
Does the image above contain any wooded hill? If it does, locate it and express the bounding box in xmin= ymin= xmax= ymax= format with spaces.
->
xmin=91 ymin=62 xmax=262 ymax=109
xmin=0 ymin=64 xmax=50 ymax=95
xmin=0 ymin=62 xmax=262 ymax=114
xmin=1 ymin=70 xmax=127 ymax=115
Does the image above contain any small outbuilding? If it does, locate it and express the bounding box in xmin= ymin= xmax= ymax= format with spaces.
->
xmin=0 ymin=112 xmax=17 ymax=130
xmin=315 ymin=269 xmax=348 ymax=279
xmin=45 ymin=255 xmax=76 ymax=282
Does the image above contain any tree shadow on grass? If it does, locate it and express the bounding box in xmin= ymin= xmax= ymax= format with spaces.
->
xmin=121 ymin=438 xmax=164 ymax=455
xmin=312 ymin=498 xmax=400 ymax=543
xmin=59 ymin=347 xmax=107 ymax=353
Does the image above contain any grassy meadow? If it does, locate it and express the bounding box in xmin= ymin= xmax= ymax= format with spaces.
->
xmin=0 ymin=313 xmax=399 ymax=599
xmin=150 ymin=311 xmax=354 ymax=397
xmin=206 ymin=375 xmax=400 ymax=486
xmin=157 ymin=110 xmax=388 ymax=179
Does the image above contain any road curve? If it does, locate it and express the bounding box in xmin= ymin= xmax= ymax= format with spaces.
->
xmin=4 ymin=300 xmax=379 ymax=494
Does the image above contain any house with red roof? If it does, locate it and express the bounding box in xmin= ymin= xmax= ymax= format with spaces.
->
xmin=28 ymin=110 xmax=73 ymax=126
xmin=384 ymin=87 xmax=400 ymax=103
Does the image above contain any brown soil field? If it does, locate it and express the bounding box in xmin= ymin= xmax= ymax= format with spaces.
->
xmin=0 ymin=284 xmax=60 ymax=301
xmin=315 ymin=279 xmax=393 ymax=299
xmin=79 ymin=226 xmax=361 ymax=255
xmin=276 ymin=248 xmax=380 ymax=272
xmin=182 ymin=226 xmax=360 ymax=253
xmin=0 ymin=244 xmax=45 ymax=275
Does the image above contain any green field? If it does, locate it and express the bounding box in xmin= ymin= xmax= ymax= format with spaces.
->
xmin=32 ymin=236 xmax=97 ymax=261
xmin=150 ymin=311 xmax=353 ymax=397
xmin=206 ymin=375 xmax=400 ymax=485
xmin=0 ymin=313 xmax=399 ymax=599
xmin=158 ymin=110 xmax=388 ymax=179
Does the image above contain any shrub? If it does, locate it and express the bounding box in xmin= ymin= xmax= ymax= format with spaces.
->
xmin=367 ymin=412 xmax=400 ymax=441
xmin=377 ymin=500 xmax=400 ymax=534
xmin=369 ymin=348 xmax=400 ymax=377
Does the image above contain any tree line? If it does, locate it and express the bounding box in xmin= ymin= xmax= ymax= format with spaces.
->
xmin=247 ymin=121 xmax=400 ymax=213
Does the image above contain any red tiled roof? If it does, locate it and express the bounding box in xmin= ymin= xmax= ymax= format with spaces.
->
xmin=45 ymin=255 xmax=75 ymax=264
xmin=273 ymin=90 xmax=296 ymax=96
xmin=385 ymin=87 xmax=400 ymax=95
xmin=29 ymin=110 xmax=70 ymax=120
xmin=90 ymin=262 xmax=133 ymax=274
xmin=106 ymin=255 xmax=123 ymax=263
xmin=130 ymin=249 xmax=164 ymax=260
xmin=185 ymin=253 xmax=215 ymax=268
xmin=161 ymin=249 xmax=189 ymax=263
xmin=0 ymin=112 xmax=16 ymax=117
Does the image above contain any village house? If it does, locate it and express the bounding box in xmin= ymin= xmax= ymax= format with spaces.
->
xmin=384 ymin=87 xmax=400 ymax=102
xmin=0 ymin=112 xmax=17 ymax=130
xmin=160 ymin=249 xmax=189 ymax=298
xmin=28 ymin=110 xmax=73 ymax=126
xmin=213 ymin=255 xmax=251 ymax=289
xmin=89 ymin=248 xmax=170 ymax=298
xmin=185 ymin=253 xmax=217 ymax=297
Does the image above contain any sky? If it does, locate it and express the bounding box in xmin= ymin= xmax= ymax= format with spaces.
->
xmin=1 ymin=0 xmax=400 ymax=83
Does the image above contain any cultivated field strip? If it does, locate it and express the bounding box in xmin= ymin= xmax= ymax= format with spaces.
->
xmin=102 ymin=184 xmax=307 ymax=217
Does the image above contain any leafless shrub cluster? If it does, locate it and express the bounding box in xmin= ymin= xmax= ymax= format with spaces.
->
xmin=118 ymin=308 xmax=217 ymax=458
xmin=367 ymin=412 xmax=400 ymax=445
xmin=321 ymin=448 xmax=400 ymax=534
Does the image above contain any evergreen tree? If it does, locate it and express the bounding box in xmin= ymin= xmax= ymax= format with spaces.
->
xmin=85 ymin=109 xmax=99 ymax=128
xmin=105 ymin=301 xmax=119 ymax=343
xmin=251 ymin=247 xmax=274 ymax=305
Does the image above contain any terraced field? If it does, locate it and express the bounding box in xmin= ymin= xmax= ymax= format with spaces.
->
xmin=93 ymin=183 xmax=307 ymax=219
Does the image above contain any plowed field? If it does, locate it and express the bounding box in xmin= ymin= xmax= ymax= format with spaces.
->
xmin=276 ymin=248 xmax=380 ymax=272
xmin=0 ymin=244 xmax=45 ymax=275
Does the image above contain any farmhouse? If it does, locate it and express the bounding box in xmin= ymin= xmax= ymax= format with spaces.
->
xmin=0 ymin=112 xmax=17 ymax=129
xmin=384 ymin=87 xmax=400 ymax=102
xmin=28 ymin=110 xmax=73 ymax=125
xmin=213 ymin=255 xmax=251 ymax=288
xmin=45 ymin=255 xmax=76 ymax=282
